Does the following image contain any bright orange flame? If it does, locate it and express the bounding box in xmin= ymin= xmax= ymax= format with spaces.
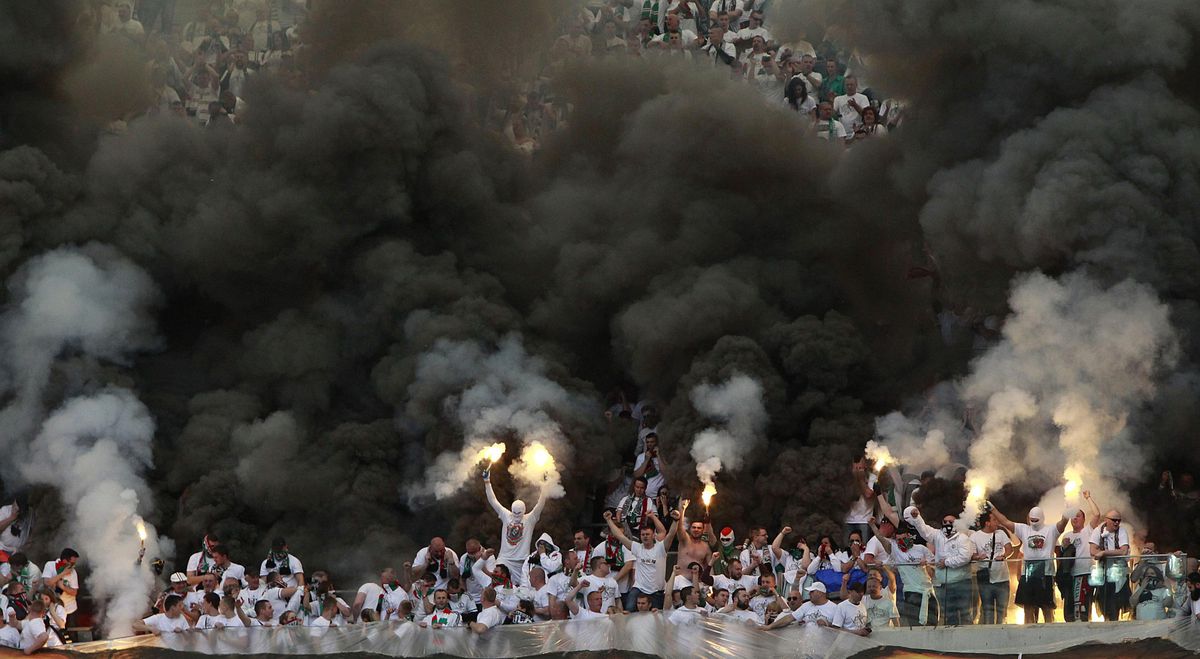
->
xmin=136 ymin=520 xmax=147 ymax=541
xmin=478 ymin=443 xmax=506 ymax=464
xmin=701 ymin=482 xmax=717 ymax=507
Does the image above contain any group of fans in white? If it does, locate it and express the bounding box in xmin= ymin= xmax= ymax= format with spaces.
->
xmin=4 ymin=463 xmax=1200 ymax=650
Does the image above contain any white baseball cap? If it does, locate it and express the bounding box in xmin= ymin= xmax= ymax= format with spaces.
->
xmin=805 ymin=582 xmax=827 ymax=593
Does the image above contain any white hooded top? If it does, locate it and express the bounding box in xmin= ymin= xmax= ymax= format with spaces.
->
xmin=485 ymin=480 xmax=548 ymax=583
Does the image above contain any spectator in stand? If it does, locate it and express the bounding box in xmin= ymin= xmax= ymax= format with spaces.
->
xmin=1057 ymin=492 xmax=1101 ymax=622
xmin=259 ymin=537 xmax=304 ymax=589
xmin=0 ymin=611 xmax=17 ymax=649
xmin=0 ymin=498 xmax=26 ymax=555
xmin=411 ymin=537 xmax=460 ymax=591
xmin=418 ymin=589 xmax=463 ymax=629
xmin=669 ymin=0 xmax=706 ymax=36
xmin=220 ymin=50 xmax=255 ymax=98
xmin=793 ymin=54 xmax=823 ymax=95
xmin=556 ymin=20 xmax=593 ymax=61
xmin=863 ymin=576 xmax=898 ymax=628
xmin=846 ymin=456 xmax=877 ymax=543
xmin=972 ymin=510 xmax=1014 ymax=625
xmin=904 ymin=507 xmax=973 ymax=625
xmin=833 ymin=76 xmax=869 ymax=134
xmin=760 ymin=582 xmax=837 ymax=630
xmin=133 ymin=594 xmax=189 ymax=634
xmin=483 ymin=469 xmax=549 ymax=587
xmin=1090 ymin=509 xmax=1132 ymax=621
xmin=40 ymin=549 xmax=79 ymax=630
xmin=667 ymin=585 xmax=708 ymax=625
xmin=735 ymin=10 xmax=770 ymax=45
xmin=849 ymin=107 xmax=888 ymax=142
xmin=813 ymin=102 xmax=849 ymax=142
xmin=740 ymin=526 xmax=773 ymax=578
xmin=988 ymin=504 xmax=1067 ymax=624
xmin=458 ymin=539 xmax=493 ymax=606
xmin=248 ymin=7 xmax=281 ymax=52
xmin=819 ymin=59 xmax=845 ymax=102
xmin=784 ymin=76 xmax=816 ymax=116
xmin=19 ymin=600 xmax=50 ymax=652
xmin=700 ymin=25 xmax=737 ymax=70
xmin=649 ymin=14 xmax=700 ymax=49
xmin=565 ymin=581 xmax=610 ymax=620
xmin=351 ymin=567 xmax=406 ymax=623
xmin=618 ymin=478 xmax=655 ymax=538
xmin=600 ymin=20 xmax=627 ymax=57
xmin=708 ymin=0 xmax=743 ymax=28
xmin=602 ymin=505 xmax=680 ymax=611
xmin=208 ymin=545 xmax=246 ymax=587
xmin=521 ymin=534 xmax=562 ymax=586
xmin=635 ymin=0 xmax=666 ymax=33
xmin=469 ymin=588 xmax=506 ymax=633
xmin=873 ymin=522 xmax=938 ymax=626
xmin=106 ymin=1 xmax=145 ymax=44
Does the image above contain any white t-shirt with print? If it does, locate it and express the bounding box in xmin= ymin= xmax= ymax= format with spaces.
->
xmin=790 ymin=600 xmax=838 ymax=625
xmin=629 ymin=541 xmax=667 ymax=593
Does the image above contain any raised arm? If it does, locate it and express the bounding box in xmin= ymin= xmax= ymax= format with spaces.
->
xmin=483 ymin=476 xmax=509 ymax=518
xmin=565 ymin=580 xmax=585 ymax=615
xmin=986 ymin=504 xmax=1016 ymax=533
xmin=876 ymin=494 xmax=900 ymax=527
xmin=603 ymin=511 xmax=635 ymax=550
xmin=770 ymin=526 xmax=791 ymax=560
xmin=1082 ymin=491 xmax=1101 ymax=528
xmin=904 ymin=507 xmax=939 ymax=542
xmin=0 ymin=502 xmax=18 ymax=533
xmin=661 ymin=510 xmax=680 ymax=546
xmin=529 ymin=483 xmax=549 ymax=522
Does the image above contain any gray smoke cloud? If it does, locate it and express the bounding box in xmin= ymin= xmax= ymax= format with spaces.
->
xmin=689 ymin=374 xmax=768 ymax=486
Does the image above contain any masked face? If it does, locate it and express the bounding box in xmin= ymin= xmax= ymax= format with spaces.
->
xmin=942 ymin=519 xmax=956 ymax=538
xmin=897 ymin=535 xmax=914 ymax=551
xmin=511 ymin=500 xmax=526 ymax=516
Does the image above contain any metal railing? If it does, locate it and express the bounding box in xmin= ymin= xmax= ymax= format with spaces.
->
xmin=767 ymin=552 xmax=1190 ymax=626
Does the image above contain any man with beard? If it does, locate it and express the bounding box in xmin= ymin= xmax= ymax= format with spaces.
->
xmin=569 ymin=530 xmax=593 ymax=573
xmin=1180 ymin=572 xmax=1200 ymax=619
xmin=905 ymin=507 xmax=974 ymax=625
xmin=717 ymin=587 xmax=761 ymax=623
xmin=712 ymin=557 xmax=756 ymax=596
xmin=990 ymin=504 xmax=1068 ymax=624
xmin=483 ymin=470 xmax=549 ymax=587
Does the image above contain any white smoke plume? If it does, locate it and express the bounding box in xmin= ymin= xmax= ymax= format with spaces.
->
xmin=875 ymin=272 xmax=1179 ymax=524
xmin=0 ymin=245 xmax=166 ymax=636
xmin=689 ymin=373 xmax=768 ymax=486
xmin=405 ymin=334 xmax=595 ymax=502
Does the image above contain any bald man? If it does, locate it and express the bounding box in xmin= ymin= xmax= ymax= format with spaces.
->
xmin=1089 ymin=510 xmax=1131 ymax=621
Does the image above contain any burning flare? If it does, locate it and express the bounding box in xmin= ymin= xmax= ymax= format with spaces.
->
xmin=135 ymin=520 xmax=147 ymax=542
xmin=478 ymin=442 xmax=506 ymax=465
xmin=526 ymin=442 xmax=554 ymax=471
xmin=1063 ymin=466 xmax=1082 ymax=499
xmin=865 ymin=440 xmax=894 ymax=473
xmin=701 ymin=481 xmax=716 ymax=509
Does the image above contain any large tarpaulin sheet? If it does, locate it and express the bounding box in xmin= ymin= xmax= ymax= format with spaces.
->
xmin=60 ymin=615 xmax=1200 ymax=658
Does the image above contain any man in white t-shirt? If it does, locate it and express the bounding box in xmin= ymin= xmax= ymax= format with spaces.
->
xmin=1056 ymin=493 xmax=1101 ymax=622
xmin=1089 ymin=509 xmax=1131 ymax=622
xmin=734 ymin=10 xmax=770 ymax=44
xmin=616 ymin=478 xmax=655 ymax=538
xmin=712 ymin=558 xmax=757 ymax=596
xmin=41 ymin=548 xmax=80 ymax=625
xmin=760 ymin=582 xmax=837 ymax=630
xmin=259 ymin=538 xmax=305 ymax=588
xmin=814 ymin=102 xmax=849 ymax=142
xmin=134 ymin=594 xmax=191 ymax=634
xmin=874 ymin=523 xmax=937 ymax=626
xmin=667 ymin=586 xmax=708 ymax=625
xmin=833 ymin=582 xmax=871 ymax=635
xmin=209 ymin=545 xmax=246 ymax=588
xmin=632 ymin=433 xmax=667 ymax=498
xmin=833 ymin=76 xmax=869 ymax=134
xmin=458 ymin=539 xmax=494 ymax=605
xmin=483 ymin=470 xmax=549 ymax=587
xmin=469 ymin=588 xmax=507 ymax=632
xmin=0 ymin=500 xmax=26 ymax=554
xmin=0 ymin=612 xmax=19 ymax=649
xmin=990 ymin=504 xmax=1067 ymax=624
xmin=582 ymin=557 xmax=622 ymax=613
xmin=603 ymin=507 xmax=679 ymax=611
xmin=412 ymin=537 xmax=460 ymax=591
xmin=528 ymin=567 xmax=554 ymax=621
xmin=971 ymin=510 xmax=1014 ymax=625
xmin=19 ymin=600 xmax=50 ymax=652
xmin=186 ymin=533 xmax=221 ymax=585
xmin=565 ymin=583 xmax=609 ymax=620
xmin=716 ymin=587 xmax=760 ymax=623
xmin=863 ymin=577 xmax=898 ymax=628
xmin=351 ymin=567 xmax=407 ymax=623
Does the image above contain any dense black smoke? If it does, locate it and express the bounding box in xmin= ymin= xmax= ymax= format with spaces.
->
xmin=2 ymin=0 xmax=1200 ymax=629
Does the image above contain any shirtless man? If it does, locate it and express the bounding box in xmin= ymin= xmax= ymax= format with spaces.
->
xmin=676 ymin=499 xmax=715 ymax=579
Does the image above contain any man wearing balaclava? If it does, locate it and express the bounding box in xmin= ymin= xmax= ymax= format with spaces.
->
xmin=989 ymin=503 xmax=1069 ymax=624
xmin=483 ymin=468 xmax=549 ymax=587
xmin=904 ymin=506 xmax=974 ymax=625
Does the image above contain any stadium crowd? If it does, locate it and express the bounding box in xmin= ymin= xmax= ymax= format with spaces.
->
xmin=71 ymin=0 xmax=900 ymax=152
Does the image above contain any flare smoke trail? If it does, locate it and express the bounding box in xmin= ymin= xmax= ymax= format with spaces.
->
xmin=689 ymin=374 xmax=768 ymax=487
xmin=0 ymin=246 xmax=166 ymax=635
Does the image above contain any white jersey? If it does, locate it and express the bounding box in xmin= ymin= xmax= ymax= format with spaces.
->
xmin=485 ymin=483 xmax=544 ymax=583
